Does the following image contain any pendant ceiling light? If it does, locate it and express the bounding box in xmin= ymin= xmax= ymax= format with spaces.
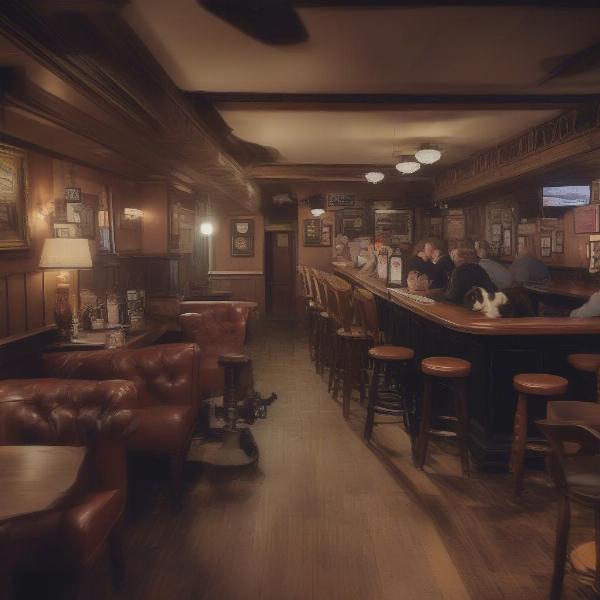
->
xmin=395 ymin=156 xmax=421 ymax=175
xmin=415 ymin=144 xmax=442 ymax=165
xmin=365 ymin=171 xmax=385 ymax=184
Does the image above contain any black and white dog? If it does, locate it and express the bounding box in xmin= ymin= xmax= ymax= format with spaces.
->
xmin=464 ymin=287 xmax=534 ymax=318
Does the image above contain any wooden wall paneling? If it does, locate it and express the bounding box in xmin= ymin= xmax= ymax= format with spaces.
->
xmin=25 ymin=271 xmax=44 ymax=330
xmin=43 ymin=271 xmax=57 ymax=326
xmin=0 ymin=278 xmax=8 ymax=339
xmin=7 ymin=274 xmax=27 ymax=335
xmin=208 ymin=272 xmax=266 ymax=314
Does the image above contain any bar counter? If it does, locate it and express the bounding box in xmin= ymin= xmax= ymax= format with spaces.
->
xmin=334 ymin=265 xmax=600 ymax=468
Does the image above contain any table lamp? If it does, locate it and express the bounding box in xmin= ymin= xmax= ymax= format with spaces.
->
xmin=39 ymin=238 xmax=93 ymax=338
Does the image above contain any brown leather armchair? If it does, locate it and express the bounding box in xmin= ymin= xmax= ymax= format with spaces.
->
xmin=43 ymin=343 xmax=201 ymax=506
xmin=179 ymin=303 xmax=254 ymax=398
xmin=0 ymin=378 xmax=136 ymax=596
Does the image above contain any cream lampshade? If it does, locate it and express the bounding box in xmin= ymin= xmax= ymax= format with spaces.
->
xmin=39 ymin=238 xmax=93 ymax=269
xmin=39 ymin=238 xmax=93 ymax=338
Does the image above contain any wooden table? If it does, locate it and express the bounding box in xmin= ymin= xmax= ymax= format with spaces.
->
xmin=525 ymin=280 xmax=598 ymax=301
xmin=335 ymin=265 xmax=600 ymax=468
xmin=44 ymin=319 xmax=170 ymax=352
xmin=0 ymin=446 xmax=85 ymax=598
xmin=0 ymin=445 xmax=86 ymax=525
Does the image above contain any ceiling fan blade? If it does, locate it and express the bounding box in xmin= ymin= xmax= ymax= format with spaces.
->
xmin=200 ymin=0 xmax=308 ymax=45
xmin=541 ymin=40 xmax=600 ymax=83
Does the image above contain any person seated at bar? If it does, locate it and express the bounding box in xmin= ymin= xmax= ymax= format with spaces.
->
xmin=570 ymin=290 xmax=600 ymax=317
xmin=475 ymin=240 xmax=514 ymax=289
xmin=403 ymin=239 xmax=437 ymax=288
xmin=445 ymin=246 xmax=497 ymax=304
xmin=426 ymin=238 xmax=454 ymax=290
xmin=509 ymin=247 xmax=550 ymax=285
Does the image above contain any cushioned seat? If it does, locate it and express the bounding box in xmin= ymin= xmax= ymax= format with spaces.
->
xmin=513 ymin=373 xmax=568 ymax=396
xmin=568 ymin=353 xmax=600 ymax=374
xmin=128 ymin=405 xmax=194 ymax=454
xmin=547 ymin=400 xmax=600 ymax=424
xmin=421 ymin=356 xmax=471 ymax=378
xmin=368 ymin=345 xmax=414 ymax=361
xmin=336 ymin=326 xmax=370 ymax=339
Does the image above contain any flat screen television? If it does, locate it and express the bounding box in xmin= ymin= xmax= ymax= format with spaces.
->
xmin=542 ymin=185 xmax=591 ymax=207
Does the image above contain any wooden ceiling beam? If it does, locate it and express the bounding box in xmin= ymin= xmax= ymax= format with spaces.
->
xmin=192 ymin=92 xmax=600 ymax=112
xmin=246 ymin=163 xmax=431 ymax=183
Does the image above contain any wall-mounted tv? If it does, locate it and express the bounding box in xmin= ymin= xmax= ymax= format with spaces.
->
xmin=542 ymin=185 xmax=591 ymax=207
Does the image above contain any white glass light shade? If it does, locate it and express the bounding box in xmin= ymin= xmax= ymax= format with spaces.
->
xmin=200 ymin=222 xmax=214 ymax=235
xmin=395 ymin=157 xmax=421 ymax=174
xmin=415 ymin=145 xmax=442 ymax=164
xmin=311 ymin=208 xmax=325 ymax=217
xmin=365 ymin=171 xmax=385 ymax=184
xmin=39 ymin=238 xmax=93 ymax=269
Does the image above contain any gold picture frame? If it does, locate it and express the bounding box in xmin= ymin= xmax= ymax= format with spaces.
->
xmin=0 ymin=144 xmax=29 ymax=250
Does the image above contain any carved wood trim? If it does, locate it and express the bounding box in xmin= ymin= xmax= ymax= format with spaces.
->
xmin=435 ymin=104 xmax=600 ymax=201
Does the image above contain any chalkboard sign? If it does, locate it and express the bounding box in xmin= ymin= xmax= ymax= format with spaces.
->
xmin=303 ymin=219 xmax=331 ymax=247
xmin=326 ymin=193 xmax=355 ymax=209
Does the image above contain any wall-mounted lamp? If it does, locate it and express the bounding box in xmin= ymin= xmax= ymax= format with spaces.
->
xmin=200 ymin=221 xmax=214 ymax=236
xmin=123 ymin=208 xmax=144 ymax=220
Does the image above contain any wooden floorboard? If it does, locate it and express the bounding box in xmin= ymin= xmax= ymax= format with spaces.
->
xmin=16 ymin=320 xmax=598 ymax=599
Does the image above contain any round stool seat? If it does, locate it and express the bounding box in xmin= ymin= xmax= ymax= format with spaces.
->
xmin=336 ymin=326 xmax=370 ymax=340
xmin=513 ymin=373 xmax=568 ymax=396
xmin=568 ymin=353 xmax=600 ymax=374
xmin=368 ymin=345 xmax=414 ymax=362
xmin=421 ymin=356 xmax=471 ymax=378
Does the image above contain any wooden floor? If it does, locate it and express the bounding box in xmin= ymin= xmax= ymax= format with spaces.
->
xmin=19 ymin=320 xmax=597 ymax=599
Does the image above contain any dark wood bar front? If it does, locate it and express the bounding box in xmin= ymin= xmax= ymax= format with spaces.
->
xmin=335 ymin=265 xmax=600 ymax=469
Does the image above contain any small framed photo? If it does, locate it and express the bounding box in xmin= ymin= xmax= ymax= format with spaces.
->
xmin=552 ymin=230 xmax=564 ymax=254
xmin=231 ymin=219 xmax=254 ymax=256
xmin=501 ymin=228 xmax=512 ymax=256
xmin=540 ymin=234 xmax=552 ymax=257
xmin=590 ymin=240 xmax=600 ymax=273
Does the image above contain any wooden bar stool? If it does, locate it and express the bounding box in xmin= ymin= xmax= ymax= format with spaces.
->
xmin=568 ymin=353 xmax=600 ymax=402
xmin=353 ymin=289 xmax=415 ymax=443
xmin=327 ymin=275 xmax=370 ymax=419
xmin=416 ymin=356 xmax=471 ymax=477
xmin=306 ymin=267 xmax=325 ymax=365
xmin=510 ymin=373 xmax=568 ymax=496
xmin=313 ymin=270 xmax=335 ymax=376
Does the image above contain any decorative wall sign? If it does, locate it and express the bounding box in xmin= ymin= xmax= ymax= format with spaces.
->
xmin=64 ymin=187 xmax=81 ymax=202
xmin=303 ymin=219 xmax=331 ymax=247
xmin=590 ymin=240 xmax=600 ymax=273
xmin=326 ymin=193 xmax=355 ymax=209
xmin=552 ymin=230 xmax=564 ymax=254
xmin=374 ymin=209 xmax=413 ymax=246
xmin=0 ymin=145 xmax=29 ymax=250
xmin=231 ymin=218 xmax=254 ymax=256
xmin=502 ymin=228 xmax=512 ymax=256
xmin=335 ymin=206 xmax=368 ymax=239
xmin=574 ymin=204 xmax=600 ymax=234
xmin=445 ymin=214 xmax=466 ymax=240
xmin=540 ymin=234 xmax=552 ymax=257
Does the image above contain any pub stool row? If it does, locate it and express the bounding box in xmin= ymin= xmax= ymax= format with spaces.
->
xmin=298 ymin=266 xmax=595 ymax=490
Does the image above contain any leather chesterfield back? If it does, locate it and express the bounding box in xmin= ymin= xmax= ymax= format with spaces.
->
xmin=0 ymin=378 xmax=136 ymax=494
xmin=180 ymin=305 xmax=247 ymax=358
xmin=43 ymin=343 xmax=201 ymax=410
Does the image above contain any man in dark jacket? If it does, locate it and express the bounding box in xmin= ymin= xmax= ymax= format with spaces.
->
xmin=402 ymin=240 xmax=438 ymax=287
xmin=426 ymin=238 xmax=454 ymax=290
xmin=445 ymin=246 xmax=497 ymax=304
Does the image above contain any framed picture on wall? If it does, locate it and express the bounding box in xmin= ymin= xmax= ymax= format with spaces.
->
xmin=552 ymin=230 xmax=564 ymax=254
xmin=0 ymin=144 xmax=29 ymax=250
xmin=231 ymin=218 xmax=254 ymax=256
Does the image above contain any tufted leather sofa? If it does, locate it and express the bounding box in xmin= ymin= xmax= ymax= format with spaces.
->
xmin=42 ymin=343 xmax=201 ymax=505
xmin=179 ymin=302 xmax=255 ymax=398
xmin=0 ymin=378 xmax=136 ymax=593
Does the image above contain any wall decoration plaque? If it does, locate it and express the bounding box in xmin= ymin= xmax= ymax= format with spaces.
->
xmin=303 ymin=219 xmax=331 ymax=247
xmin=326 ymin=193 xmax=355 ymax=209
xmin=231 ymin=218 xmax=254 ymax=256
xmin=0 ymin=145 xmax=29 ymax=250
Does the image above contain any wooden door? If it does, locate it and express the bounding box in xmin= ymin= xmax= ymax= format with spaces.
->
xmin=265 ymin=231 xmax=296 ymax=317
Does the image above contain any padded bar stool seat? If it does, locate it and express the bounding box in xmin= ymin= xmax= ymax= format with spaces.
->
xmin=368 ymin=346 xmax=414 ymax=362
xmin=567 ymin=354 xmax=600 ymax=374
xmin=510 ymin=373 xmax=568 ymax=496
xmin=416 ymin=356 xmax=472 ymax=477
xmin=421 ymin=357 xmax=471 ymax=379
xmin=364 ymin=345 xmax=415 ymax=442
